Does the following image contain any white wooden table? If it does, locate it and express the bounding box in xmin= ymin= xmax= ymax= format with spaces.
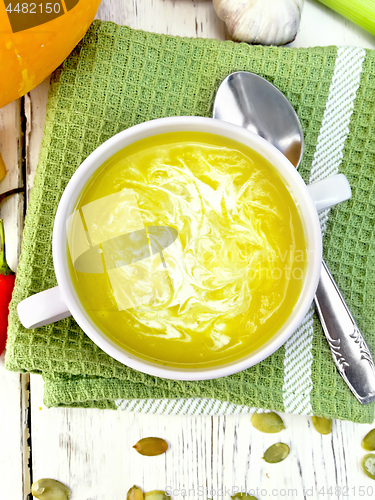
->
xmin=1 ymin=1 xmax=375 ymax=498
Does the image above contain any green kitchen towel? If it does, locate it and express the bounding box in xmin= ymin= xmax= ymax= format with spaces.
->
xmin=5 ymin=21 xmax=375 ymax=423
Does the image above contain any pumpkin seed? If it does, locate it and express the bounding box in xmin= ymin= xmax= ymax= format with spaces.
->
xmin=144 ymin=490 xmax=171 ymax=500
xmin=31 ymin=479 xmax=70 ymax=500
xmin=361 ymin=454 xmax=375 ymax=479
xmin=250 ymin=412 xmax=285 ymax=433
xmin=231 ymin=493 xmax=258 ymax=499
xmin=362 ymin=429 xmax=375 ymax=451
xmin=262 ymin=442 xmax=290 ymax=463
xmin=311 ymin=416 xmax=332 ymax=435
xmin=133 ymin=437 xmax=168 ymax=456
xmin=127 ymin=485 xmax=144 ymax=500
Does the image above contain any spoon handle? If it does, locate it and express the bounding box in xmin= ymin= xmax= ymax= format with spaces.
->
xmin=314 ymin=259 xmax=375 ymax=404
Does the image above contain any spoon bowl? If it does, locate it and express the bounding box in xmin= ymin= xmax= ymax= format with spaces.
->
xmin=213 ymin=71 xmax=304 ymax=168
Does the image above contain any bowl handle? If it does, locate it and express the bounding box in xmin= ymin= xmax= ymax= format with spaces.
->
xmin=306 ymin=173 xmax=352 ymax=212
xmin=17 ymin=286 xmax=71 ymax=329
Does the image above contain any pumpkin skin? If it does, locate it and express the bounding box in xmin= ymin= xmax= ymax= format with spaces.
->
xmin=0 ymin=0 xmax=101 ymax=108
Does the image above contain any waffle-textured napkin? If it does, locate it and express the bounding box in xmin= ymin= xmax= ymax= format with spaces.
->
xmin=5 ymin=21 xmax=375 ymax=423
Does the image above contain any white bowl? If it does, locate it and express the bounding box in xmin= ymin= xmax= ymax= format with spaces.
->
xmin=19 ymin=116 xmax=327 ymax=380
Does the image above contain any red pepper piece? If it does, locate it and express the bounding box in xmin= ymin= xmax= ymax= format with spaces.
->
xmin=0 ymin=219 xmax=15 ymax=355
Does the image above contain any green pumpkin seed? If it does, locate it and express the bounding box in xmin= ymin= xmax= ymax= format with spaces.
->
xmin=231 ymin=493 xmax=258 ymax=499
xmin=361 ymin=454 xmax=375 ymax=479
xmin=250 ymin=412 xmax=285 ymax=433
xmin=133 ymin=437 xmax=168 ymax=456
xmin=31 ymin=479 xmax=70 ymax=500
xmin=144 ymin=491 xmax=171 ymax=500
xmin=262 ymin=442 xmax=290 ymax=464
xmin=311 ymin=416 xmax=333 ymax=435
xmin=362 ymin=429 xmax=375 ymax=451
xmin=127 ymin=485 xmax=144 ymax=500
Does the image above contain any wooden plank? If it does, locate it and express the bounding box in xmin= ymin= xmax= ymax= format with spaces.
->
xmin=0 ymin=98 xmax=29 ymax=498
xmin=296 ymin=1 xmax=375 ymax=49
xmin=25 ymin=0 xmax=375 ymax=498
xmin=96 ymin=0 xmax=226 ymax=39
xmin=0 ymin=355 xmax=30 ymax=499
xmin=0 ymin=98 xmax=24 ymax=269
xmin=24 ymin=78 xmax=50 ymax=195
xmin=30 ymin=376 xmax=375 ymax=499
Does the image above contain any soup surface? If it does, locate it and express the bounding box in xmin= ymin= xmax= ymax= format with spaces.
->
xmin=67 ymin=132 xmax=307 ymax=368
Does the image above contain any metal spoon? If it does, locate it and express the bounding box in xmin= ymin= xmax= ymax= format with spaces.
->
xmin=213 ymin=71 xmax=375 ymax=405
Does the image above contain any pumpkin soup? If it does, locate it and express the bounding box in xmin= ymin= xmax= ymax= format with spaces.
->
xmin=67 ymin=132 xmax=307 ymax=368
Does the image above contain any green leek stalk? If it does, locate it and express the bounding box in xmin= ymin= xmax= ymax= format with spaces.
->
xmin=316 ymin=0 xmax=375 ymax=36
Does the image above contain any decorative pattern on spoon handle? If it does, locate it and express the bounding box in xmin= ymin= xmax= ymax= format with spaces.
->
xmin=314 ymin=260 xmax=375 ymax=405
xmin=325 ymin=337 xmax=349 ymax=371
xmin=349 ymin=327 xmax=375 ymax=365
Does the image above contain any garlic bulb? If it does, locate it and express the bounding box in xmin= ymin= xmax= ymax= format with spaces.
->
xmin=213 ymin=0 xmax=304 ymax=46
